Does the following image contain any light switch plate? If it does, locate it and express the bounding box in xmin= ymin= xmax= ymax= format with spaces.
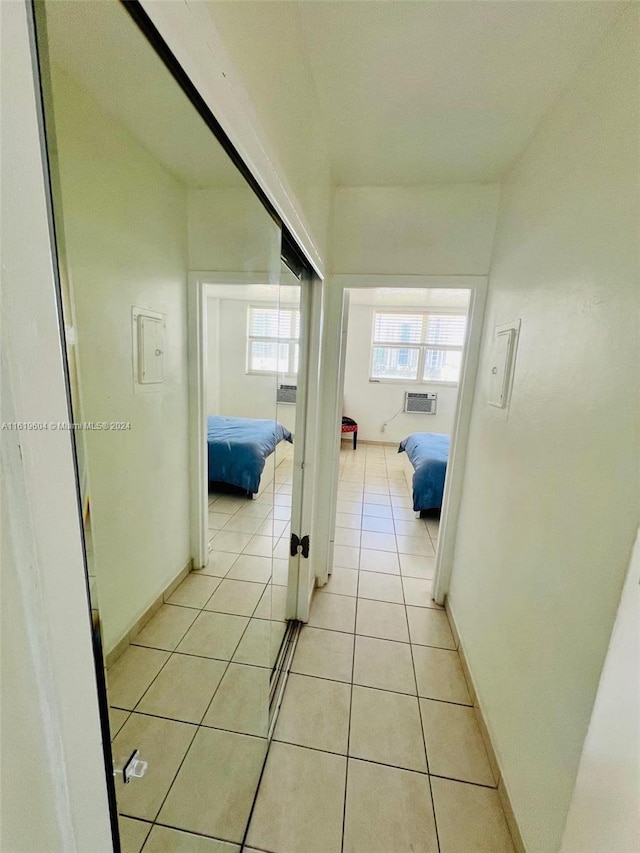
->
xmin=488 ymin=319 xmax=520 ymax=410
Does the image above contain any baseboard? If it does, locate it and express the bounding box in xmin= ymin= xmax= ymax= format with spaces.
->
xmin=340 ymin=437 xmax=398 ymax=447
xmin=104 ymin=560 xmax=192 ymax=668
xmin=445 ymin=600 xmax=527 ymax=853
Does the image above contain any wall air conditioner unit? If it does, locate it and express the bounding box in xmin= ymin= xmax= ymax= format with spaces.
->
xmin=404 ymin=392 xmax=437 ymax=414
xmin=276 ymin=384 xmax=297 ymax=404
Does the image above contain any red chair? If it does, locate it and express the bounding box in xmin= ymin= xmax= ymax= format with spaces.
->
xmin=341 ymin=416 xmax=358 ymax=450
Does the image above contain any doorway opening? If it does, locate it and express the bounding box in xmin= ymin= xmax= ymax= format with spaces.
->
xmin=323 ymin=284 xmax=479 ymax=608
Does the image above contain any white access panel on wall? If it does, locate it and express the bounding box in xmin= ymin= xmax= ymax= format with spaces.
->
xmin=132 ymin=307 xmax=166 ymax=390
xmin=488 ymin=319 xmax=520 ymax=409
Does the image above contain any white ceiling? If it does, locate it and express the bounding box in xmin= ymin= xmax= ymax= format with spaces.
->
xmin=293 ymin=0 xmax=625 ymax=185
xmin=45 ymin=0 xmax=625 ymax=190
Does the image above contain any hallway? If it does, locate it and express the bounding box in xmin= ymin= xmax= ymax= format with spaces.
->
xmin=108 ymin=442 xmax=515 ymax=851
xmin=245 ymin=442 xmax=515 ymax=852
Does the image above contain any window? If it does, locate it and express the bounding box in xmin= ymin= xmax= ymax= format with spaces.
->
xmin=247 ymin=306 xmax=300 ymax=374
xmin=371 ymin=310 xmax=467 ymax=383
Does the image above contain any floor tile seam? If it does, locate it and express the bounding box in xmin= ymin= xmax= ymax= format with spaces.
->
xmin=123 ymin=649 xmax=272 ymax=671
xmin=131 ymin=645 xmax=235 ymax=729
xmin=109 ymin=709 xmax=132 ymax=741
xmin=202 ymin=581 xmax=270 ymax=615
xmin=135 ymin=713 xmax=201 ymax=828
xmin=238 ymin=697 xmax=280 ymax=850
xmin=112 ymin=706 xmax=272 ymax=740
xmin=133 ymin=816 xmax=241 ymax=850
xmin=144 ymin=600 xmax=202 ymax=615
xmin=142 ymin=605 xmax=275 ymax=843
xmin=112 ymin=674 xmax=475 ymax=711
xmin=267 ymin=738 xmax=496 ymax=790
xmin=340 ymin=563 xmax=361 ymax=853
xmin=119 ymin=759 xmax=499 ymax=836
xmin=400 ymin=573 xmax=442 ymax=853
xmin=173 ymin=600 xmax=266 ymax=725
xmin=312 ymin=609 xmax=458 ymax=653
xmin=116 ymin=604 xmax=208 ymax=717
xmin=321 ymin=587 xmax=437 ymax=609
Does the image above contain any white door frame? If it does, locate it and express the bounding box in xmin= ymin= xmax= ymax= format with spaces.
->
xmin=187 ymin=271 xmax=319 ymax=619
xmin=187 ymin=273 xmax=209 ymax=569
xmin=321 ymin=274 xmax=487 ymax=605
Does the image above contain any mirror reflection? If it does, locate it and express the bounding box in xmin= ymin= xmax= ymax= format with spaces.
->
xmin=39 ymin=0 xmax=300 ymax=845
xmin=203 ymin=272 xmax=302 ymax=706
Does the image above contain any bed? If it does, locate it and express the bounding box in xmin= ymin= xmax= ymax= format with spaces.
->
xmin=207 ymin=416 xmax=293 ymax=497
xmin=398 ymin=432 xmax=450 ymax=513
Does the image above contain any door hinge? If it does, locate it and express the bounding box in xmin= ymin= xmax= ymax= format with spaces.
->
xmin=290 ymin=533 xmax=310 ymax=559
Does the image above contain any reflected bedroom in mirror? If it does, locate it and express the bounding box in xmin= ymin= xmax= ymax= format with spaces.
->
xmin=36 ymin=0 xmax=305 ymax=845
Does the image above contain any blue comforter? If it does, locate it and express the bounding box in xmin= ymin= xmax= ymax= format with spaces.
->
xmin=398 ymin=432 xmax=450 ymax=512
xmin=207 ymin=416 xmax=293 ymax=494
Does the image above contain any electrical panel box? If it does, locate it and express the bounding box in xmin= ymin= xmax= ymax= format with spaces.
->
xmin=488 ymin=319 xmax=520 ymax=409
xmin=132 ymin=307 xmax=166 ymax=391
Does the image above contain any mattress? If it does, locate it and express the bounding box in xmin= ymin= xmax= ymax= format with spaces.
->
xmin=398 ymin=432 xmax=450 ymax=512
xmin=207 ymin=415 xmax=293 ymax=494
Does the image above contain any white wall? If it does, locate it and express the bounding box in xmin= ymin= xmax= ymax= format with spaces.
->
xmin=207 ymin=298 xmax=297 ymax=434
xmin=206 ymin=297 xmax=221 ymax=414
xmin=1 ymin=3 xmax=112 ymax=847
xmin=1 ymin=486 xmax=65 ymax=853
xmin=448 ymin=9 xmax=640 ymax=853
xmin=331 ymin=183 xmax=500 ymax=276
xmin=561 ymin=528 xmax=640 ymax=853
xmin=189 ymin=187 xmax=282 ymax=274
xmin=51 ymin=68 xmax=191 ymax=652
xmin=203 ymin=0 xmax=332 ymax=263
xmin=343 ymin=302 xmax=458 ymax=442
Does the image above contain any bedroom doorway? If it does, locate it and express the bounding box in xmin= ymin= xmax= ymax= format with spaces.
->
xmin=194 ymin=259 xmax=311 ymax=717
xmin=321 ymin=281 xmax=484 ymax=610
xmin=34 ymin=0 xmax=316 ymax=847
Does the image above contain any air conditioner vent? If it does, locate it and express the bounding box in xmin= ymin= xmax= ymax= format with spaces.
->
xmin=404 ymin=392 xmax=437 ymax=414
xmin=277 ymin=384 xmax=297 ymax=404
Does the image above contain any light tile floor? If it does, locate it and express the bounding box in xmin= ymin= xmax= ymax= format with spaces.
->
xmin=110 ymin=441 xmax=515 ymax=852
xmin=109 ymin=444 xmax=294 ymax=852
xmin=245 ymin=442 xmax=516 ymax=853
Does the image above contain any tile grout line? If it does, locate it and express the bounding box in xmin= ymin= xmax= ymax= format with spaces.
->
xmin=117 ymin=461 xmax=293 ymax=847
xmin=337 ymin=455 xmax=444 ymax=851
xmin=266 ymin=735 xmax=500 ymax=792
xmin=400 ymin=569 xmax=442 ymax=853
xmin=115 ymin=519 xmax=279 ymax=842
xmin=339 ymin=491 xmax=363 ymax=853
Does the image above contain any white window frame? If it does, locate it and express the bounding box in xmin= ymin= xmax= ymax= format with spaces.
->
xmin=246 ymin=304 xmax=300 ymax=376
xmin=369 ymin=308 xmax=467 ymax=385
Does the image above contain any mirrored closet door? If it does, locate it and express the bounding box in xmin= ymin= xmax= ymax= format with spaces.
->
xmin=35 ymin=0 xmax=309 ymax=847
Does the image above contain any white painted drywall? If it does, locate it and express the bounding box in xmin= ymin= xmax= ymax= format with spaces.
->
xmin=331 ymin=183 xmax=500 ymax=276
xmin=343 ymin=302 xmax=458 ymax=442
xmin=448 ymin=9 xmax=640 ymax=852
xmin=203 ymin=0 xmax=332 ymax=262
xmin=189 ymin=187 xmax=282 ymax=274
xmin=560 ymin=529 xmax=640 ymax=853
xmin=1 ymin=482 xmax=65 ymax=853
xmin=140 ymin=0 xmax=327 ymax=276
xmin=50 ymin=68 xmax=191 ymax=652
xmin=1 ymin=2 xmax=112 ymax=847
xmin=206 ymin=297 xmax=221 ymax=414
xmin=208 ymin=299 xmax=297 ymax=434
